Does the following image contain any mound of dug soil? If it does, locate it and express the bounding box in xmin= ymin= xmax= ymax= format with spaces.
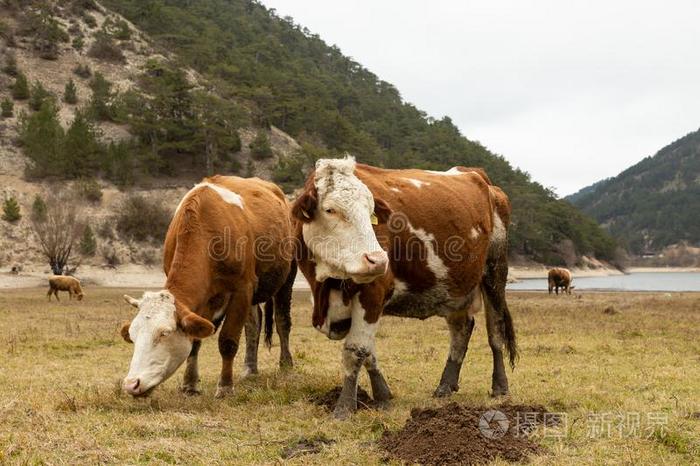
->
xmin=379 ymin=402 xmax=559 ymax=465
xmin=311 ymin=386 xmax=378 ymax=411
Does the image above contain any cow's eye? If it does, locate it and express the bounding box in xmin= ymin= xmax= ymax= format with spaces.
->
xmin=160 ymin=330 xmax=171 ymax=338
xmin=325 ymin=208 xmax=336 ymax=214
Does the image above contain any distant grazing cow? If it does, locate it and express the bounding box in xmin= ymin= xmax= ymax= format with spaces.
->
xmin=120 ymin=176 xmax=296 ymax=398
xmin=47 ymin=275 xmax=84 ymax=301
xmin=292 ymin=157 xmax=517 ymax=418
xmin=548 ymin=268 xmax=573 ymax=295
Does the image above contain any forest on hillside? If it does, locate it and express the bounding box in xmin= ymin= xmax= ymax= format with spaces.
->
xmin=1 ymin=0 xmax=618 ymax=265
xmin=569 ymin=128 xmax=700 ymax=254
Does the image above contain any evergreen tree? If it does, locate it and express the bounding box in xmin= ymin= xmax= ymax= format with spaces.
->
xmin=19 ymin=101 xmax=65 ymax=178
xmin=249 ymin=130 xmax=272 ymax=160
xmin=28 ymin=81 xmax=54 ymax=111
xmin=64 ymin=78 xmax=78 ymax=104
xmin=79 ymin=224 xmax=97 ymax=256
xmin=11 ymin=72 xmax=30 ymax=100
xmin=2 ymin=197 xmax=21 ymax=222
xmin=88 ymin=72 xmax=113 ymax=120
xmin=62 ymin=110 xmax=102 ymax=178
xmin=2 ymin=52 xmax=18 ymax=76
xmin=31 ymin=195 xmax=47 ymax=223
xmin=1 ymin=98 xmax=13 ymax=118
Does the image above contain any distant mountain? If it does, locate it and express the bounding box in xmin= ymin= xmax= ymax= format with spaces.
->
xmin=567 ymin=128 xmax=700 ymax=254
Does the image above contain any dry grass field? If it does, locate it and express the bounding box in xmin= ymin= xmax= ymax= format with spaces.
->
xmin=0 ymin=288 xmax=698 ymax=465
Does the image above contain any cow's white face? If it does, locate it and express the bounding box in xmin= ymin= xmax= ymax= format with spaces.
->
xmin=294 ymin=157 xmax=390 ymax=283
xmin=120 ymin=291 xmax=214 ymax=397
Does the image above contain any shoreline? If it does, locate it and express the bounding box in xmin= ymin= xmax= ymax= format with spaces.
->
xmin=1 ymin=265 xmax=697 ymax=290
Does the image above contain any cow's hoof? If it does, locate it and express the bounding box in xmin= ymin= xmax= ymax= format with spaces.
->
xmin=433 ymin=384 xmax=458 ymax=398
xmin=240 ymin=367 xmax=258 ymax=379
xmin=490 ymin=387 xmax=509 ymax=397
xmin=332 ymin=405 xmax=354 ymax=420
xmin=180 ymin=385 xmax=201 ymax=396
xmin=214 ymin=385 xmax=234 ymax=399
xmin=279 ymin=356 xmax=294 ymax=370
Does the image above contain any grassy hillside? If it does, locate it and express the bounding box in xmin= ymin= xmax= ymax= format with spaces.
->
xmin=98 ymin=0 xmax=617 ymax=266
xmin=568 ymin=128 xmax=700 ymax=254
xmin=0 ymin=0 xmax=618 ymax=266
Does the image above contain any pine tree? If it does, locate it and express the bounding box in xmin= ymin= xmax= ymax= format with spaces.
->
xmin=249 ymin=130 xmax=273 ymax=160
xmin=88 ymin=72 xmax=113 ymax=120
xmin=62 ymin=110 xmax=102 ymax=178
xmin=31 ymin=195 xmax=47 ymax=223
xmin=2 ymin=197 xmax=21 ymax=222
xmin=28 ymin=81 xmax=54 ymax=111
xmin=79 ymin=224 xmax=97 ymax=256
xmin=11 ymin=72 xmax=30 ymax=100
xmin=19 ymin=101 xmax=65 ymax=178
xmin=64 ymin=78 xmax=78 ymax=104
xmin=1 ymin=98 xmax=13 ymax=118
xmin=2 ymin=52 xmax=18 ymax=76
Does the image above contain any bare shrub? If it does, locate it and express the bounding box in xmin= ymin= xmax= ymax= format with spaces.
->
xmin=87 ymin=33 xmax=124 ymax=63
xmin=31 ymin=193 xmax=85 ymax=275
xmin=101 ymin=245 xmax=120 ymax=268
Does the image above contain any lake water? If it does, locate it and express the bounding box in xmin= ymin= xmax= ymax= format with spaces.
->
xmin=507 ymin=272 xmax=700 ymax=292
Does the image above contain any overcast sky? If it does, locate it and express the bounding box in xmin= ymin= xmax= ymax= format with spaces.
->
xmin=260 ymin=0 xmax=700 ymax=196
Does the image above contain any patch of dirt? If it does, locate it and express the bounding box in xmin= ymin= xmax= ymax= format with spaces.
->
xmin=379 ymin=402 xmax=561 ymax=465
xmin=280 ymin=435 xmax=335 ymax=459
xmin=311 ymin=386 xmax=378 ymax=411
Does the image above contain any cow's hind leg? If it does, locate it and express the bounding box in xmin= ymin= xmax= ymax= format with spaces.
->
xmin=364 ymin=351 xmax=393 ymax=405
xmin=434 ymin=308 xmax=477 ymax=398
xmin=47 ymin=287 xmax=53 ymax=301
xmin=181 ymin=339 xmax=202 ymax=395
xmin=274 ymin=262 xmax=296 ymax=369
xmin=242 ymin=305 xmax=261 ymax=377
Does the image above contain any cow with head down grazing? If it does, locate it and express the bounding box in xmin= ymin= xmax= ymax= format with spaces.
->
xmin=293 ymin=157 xmax=517 ymax=419
xmin=548 ymin=267 xmax=573 ymax=295
xmin=120 ymin=175 xmax=296 ymax=398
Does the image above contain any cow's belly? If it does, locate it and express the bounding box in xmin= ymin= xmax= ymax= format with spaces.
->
xmin=384 ymin=283 xmax=475 ymax=319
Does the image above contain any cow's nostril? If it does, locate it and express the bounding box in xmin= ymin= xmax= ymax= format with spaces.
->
xmin=133 ymin=379 xmax=140 ymax=390
xmin=364 ymin=253 xmax=377 ymax=265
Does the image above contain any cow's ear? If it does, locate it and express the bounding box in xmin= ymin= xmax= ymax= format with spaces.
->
xmin=123 ymin=294 xmax=140 ymax=308
xmin=120 ymin=321 xmax=132 ymax=343
xmin=175 ymin=303 xmax=215 ymax=339
xmin=292 ymin=186 xmax=318 ymax=223
xmin=179 ymin=312 xmax=215 ymax=339
xmin=374 ymin=197 xmax=393 ymax=224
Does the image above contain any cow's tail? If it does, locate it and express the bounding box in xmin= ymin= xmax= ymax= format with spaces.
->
xmin=483 ymin=186 xmax=518 ymax=369
xmin=263 ymin=300 xmax=274 ymax=349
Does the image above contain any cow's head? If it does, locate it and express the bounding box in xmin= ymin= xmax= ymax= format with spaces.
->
xmin=76 ymin=290 xmax=84 ymax=301
xmin=293 ymin=157 xmax=391 ymax=283
xmin=119 ymin=290 xmax=214 ymax=397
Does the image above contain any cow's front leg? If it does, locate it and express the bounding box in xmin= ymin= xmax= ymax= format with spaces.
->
xmin=242 ymin=305 xmax=261 ymax=377
xmin=434 ymin=311 xmax=476 ymax=397
xmin=181 ymin=339 xmax=202 ymax=395
xmin=215 ymin=289 xmax=251 ymax=399
xmin=334 ymin=297 xmax=378 ymax=419
xmin=364 ymin=351 xmax=393 ymax=405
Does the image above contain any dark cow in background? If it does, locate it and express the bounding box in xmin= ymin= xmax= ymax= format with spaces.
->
xmin=548 ymin=267 xmax=573 ymax=295
xmin=120 ymin=176 xmax=296 ymax=398
xmin=292 ymin=157 xmax=517 ymax=418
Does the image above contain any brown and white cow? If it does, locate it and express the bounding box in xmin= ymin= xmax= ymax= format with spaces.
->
xmin=120 ymin=176 xmax=296 ymax=398
xmin=292 ymin=157 xmax=517 ymax=418
xmin=47 ymin=275 xmax=84 ymax=301
xmin=548 ymin=267 xmax=573 ymax=295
